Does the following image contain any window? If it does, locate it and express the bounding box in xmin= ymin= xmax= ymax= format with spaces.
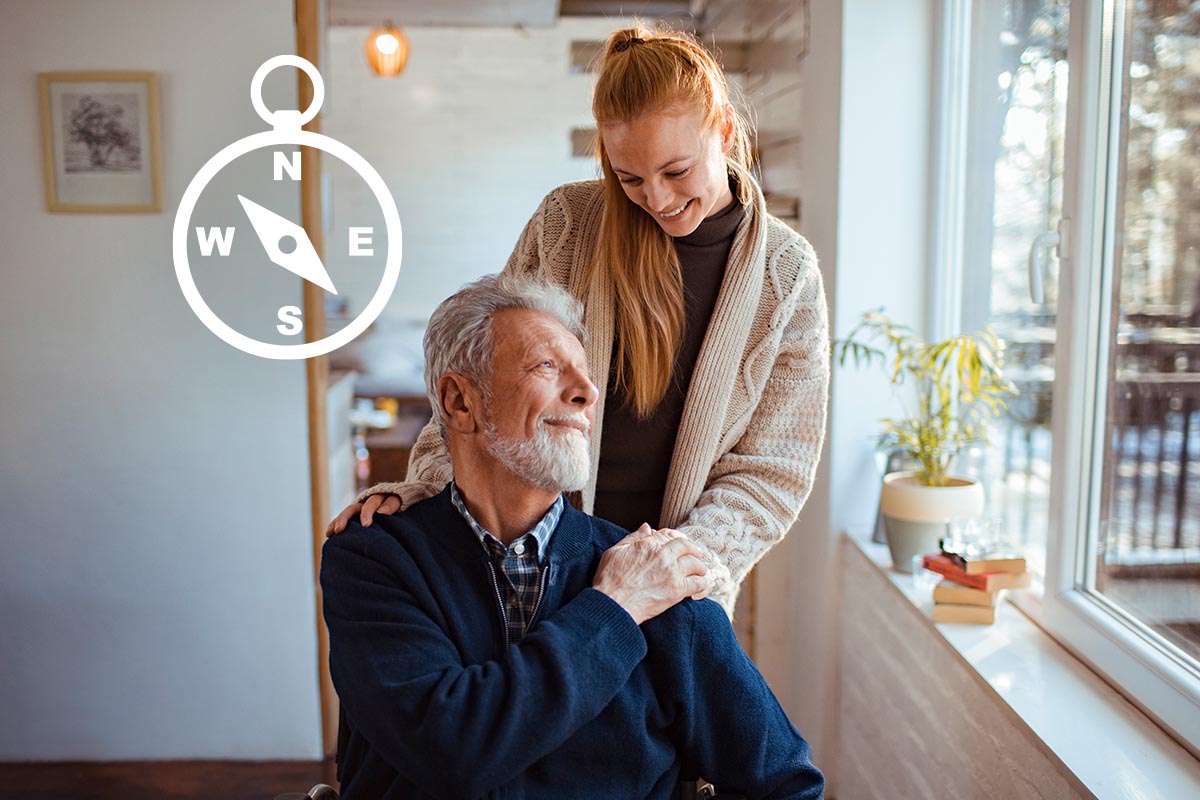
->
xmin=1093 ymin=0 xmax=1200 ymax=666
xmin=958 ymin=0 xmax=1070 ymax=577
xmin=941 ymin=0 xmax=1200 ymax=751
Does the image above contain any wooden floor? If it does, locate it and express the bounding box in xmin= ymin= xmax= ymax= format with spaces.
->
xmin=0 ymin=760 xmax=338 ymax=800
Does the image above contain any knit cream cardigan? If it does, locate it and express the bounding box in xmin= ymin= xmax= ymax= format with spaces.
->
xmin=358 ymin=178 xmax=830 ymax=615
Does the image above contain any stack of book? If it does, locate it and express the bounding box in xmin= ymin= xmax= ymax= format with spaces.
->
xmin=920 ymin=551 xmax=1030 ymax=624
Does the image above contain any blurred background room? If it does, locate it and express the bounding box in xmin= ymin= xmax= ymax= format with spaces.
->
xmin=2 ymin=0 xmax=1199 ymax=797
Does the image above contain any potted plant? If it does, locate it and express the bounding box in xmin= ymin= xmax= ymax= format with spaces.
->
xmin=833 ymin=310 xmax=1017 ymax=571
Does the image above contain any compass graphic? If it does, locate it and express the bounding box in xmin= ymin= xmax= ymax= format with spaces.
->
xmin=172 ymin=55 xmax=402 ymax=360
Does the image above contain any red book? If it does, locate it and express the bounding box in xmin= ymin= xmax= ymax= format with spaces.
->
xmin=920 ymin=553 xmax=1030 ymax=592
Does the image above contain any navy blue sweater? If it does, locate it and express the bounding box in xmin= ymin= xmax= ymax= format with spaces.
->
xmin=320 ymin=485 xmax=824 ymax=800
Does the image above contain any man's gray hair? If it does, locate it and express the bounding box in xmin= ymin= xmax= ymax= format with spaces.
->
xmin=424 ymin=272 xmax=587 ymax=435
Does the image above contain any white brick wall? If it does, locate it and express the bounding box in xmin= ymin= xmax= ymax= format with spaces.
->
xmin=322 ymin=19 xmax=638 ymax=325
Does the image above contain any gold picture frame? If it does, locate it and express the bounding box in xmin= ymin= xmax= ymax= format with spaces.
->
xmin=38 ymin=71 xmax=163 ymax=213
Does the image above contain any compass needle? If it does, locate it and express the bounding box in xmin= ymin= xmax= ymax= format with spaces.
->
xmin=237 ymin=193 xmax=338 ymax=295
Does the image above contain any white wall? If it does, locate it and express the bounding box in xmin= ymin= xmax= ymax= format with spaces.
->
xmin=0 ymin=0 xmax=322 ymax=760
xmin=322 ymin=19 xmax=628 ymax=327
xmin=829 ymin=0 xmax=935 ymax=540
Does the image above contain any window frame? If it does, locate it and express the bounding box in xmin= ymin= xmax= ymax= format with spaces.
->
xmin=932 ymin=0 xmax=1200 ymax=757
xmin=927 ymin=0 xmax=972 ymax=342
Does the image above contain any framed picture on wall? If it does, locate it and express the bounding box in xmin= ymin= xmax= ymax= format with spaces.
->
xmin=38 ymin=71 xmax=163 ymax=213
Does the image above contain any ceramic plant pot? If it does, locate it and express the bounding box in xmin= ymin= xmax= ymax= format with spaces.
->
xmin=879 ymin=470 xmax=984 ymax=572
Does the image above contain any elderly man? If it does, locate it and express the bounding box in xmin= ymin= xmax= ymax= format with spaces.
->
xmin=321 ymin=274 xmax=824 ymax=800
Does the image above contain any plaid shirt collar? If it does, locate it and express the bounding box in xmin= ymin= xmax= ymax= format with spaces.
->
xmin=449 ymin=482 xmax=562 ymax=564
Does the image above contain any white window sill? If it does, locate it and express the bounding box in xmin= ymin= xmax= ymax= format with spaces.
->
xmin=843 ymin=531 xmax=1200 ymax=798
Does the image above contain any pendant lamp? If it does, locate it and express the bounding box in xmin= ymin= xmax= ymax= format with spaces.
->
xmin=366 ymin=23 xmax=409 ymax=77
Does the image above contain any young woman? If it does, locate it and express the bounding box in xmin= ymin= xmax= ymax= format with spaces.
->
xmin=329 ymin=25 xmax=829 ymax=616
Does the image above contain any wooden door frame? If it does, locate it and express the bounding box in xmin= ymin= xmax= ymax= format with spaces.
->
xmin=295 ymin=0 xmax=337 ymax=757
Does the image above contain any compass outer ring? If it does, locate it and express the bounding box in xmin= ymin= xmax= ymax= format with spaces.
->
xmin=172 ymin=129 xmax=402 ymax=360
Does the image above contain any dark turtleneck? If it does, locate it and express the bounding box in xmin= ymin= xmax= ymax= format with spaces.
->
xmin=593 ymin=192 xmax=746 ymax=531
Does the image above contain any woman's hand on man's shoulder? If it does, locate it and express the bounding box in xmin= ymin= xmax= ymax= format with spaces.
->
xmin=325 ymin=494 xmax=403 ymax=537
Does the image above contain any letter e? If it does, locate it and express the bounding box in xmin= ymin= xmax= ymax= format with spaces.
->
xmin=349 ymin=227 xmax=373 ymax=256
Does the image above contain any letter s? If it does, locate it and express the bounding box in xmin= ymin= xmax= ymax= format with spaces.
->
xmin=277 ymin=305 xmax=303 ymax=336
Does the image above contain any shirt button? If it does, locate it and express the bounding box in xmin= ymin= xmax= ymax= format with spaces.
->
xmin=513 ymin=542 xmax=525 ymax=555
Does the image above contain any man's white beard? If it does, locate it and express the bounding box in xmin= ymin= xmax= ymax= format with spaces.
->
xmin=483 ymin=415 xmax=591 ymax=493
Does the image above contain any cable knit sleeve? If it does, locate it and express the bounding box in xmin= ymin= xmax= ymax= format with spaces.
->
xmin=675 ymin=239 xmax=830 ymax=616
xmin=354 ymin=193 xmax=557 ymax=509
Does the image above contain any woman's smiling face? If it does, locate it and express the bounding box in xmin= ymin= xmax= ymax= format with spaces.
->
xmin=602 ymin=107 xmax=735 ymax=237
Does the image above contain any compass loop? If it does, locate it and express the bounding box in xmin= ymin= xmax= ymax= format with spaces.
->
xmin=250 ymin=55 xmax=324 ymax=129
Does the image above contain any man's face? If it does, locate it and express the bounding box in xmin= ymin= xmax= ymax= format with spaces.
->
xmin=478 ymin=308 xmax=598 ymax=492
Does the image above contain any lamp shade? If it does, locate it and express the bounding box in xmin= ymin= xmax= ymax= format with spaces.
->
xmin=365 ymin=26 xmax=409 ymax=77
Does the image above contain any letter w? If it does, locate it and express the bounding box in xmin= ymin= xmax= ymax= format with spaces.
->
xmin=196 ymin=227 xmax=235 ymax=256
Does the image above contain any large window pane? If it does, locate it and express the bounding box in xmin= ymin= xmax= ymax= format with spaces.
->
xmin=962 ymin=0 xmax=1070 ymax=574
xmin=1093 ymin=0 xmax=1200 ymax=665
